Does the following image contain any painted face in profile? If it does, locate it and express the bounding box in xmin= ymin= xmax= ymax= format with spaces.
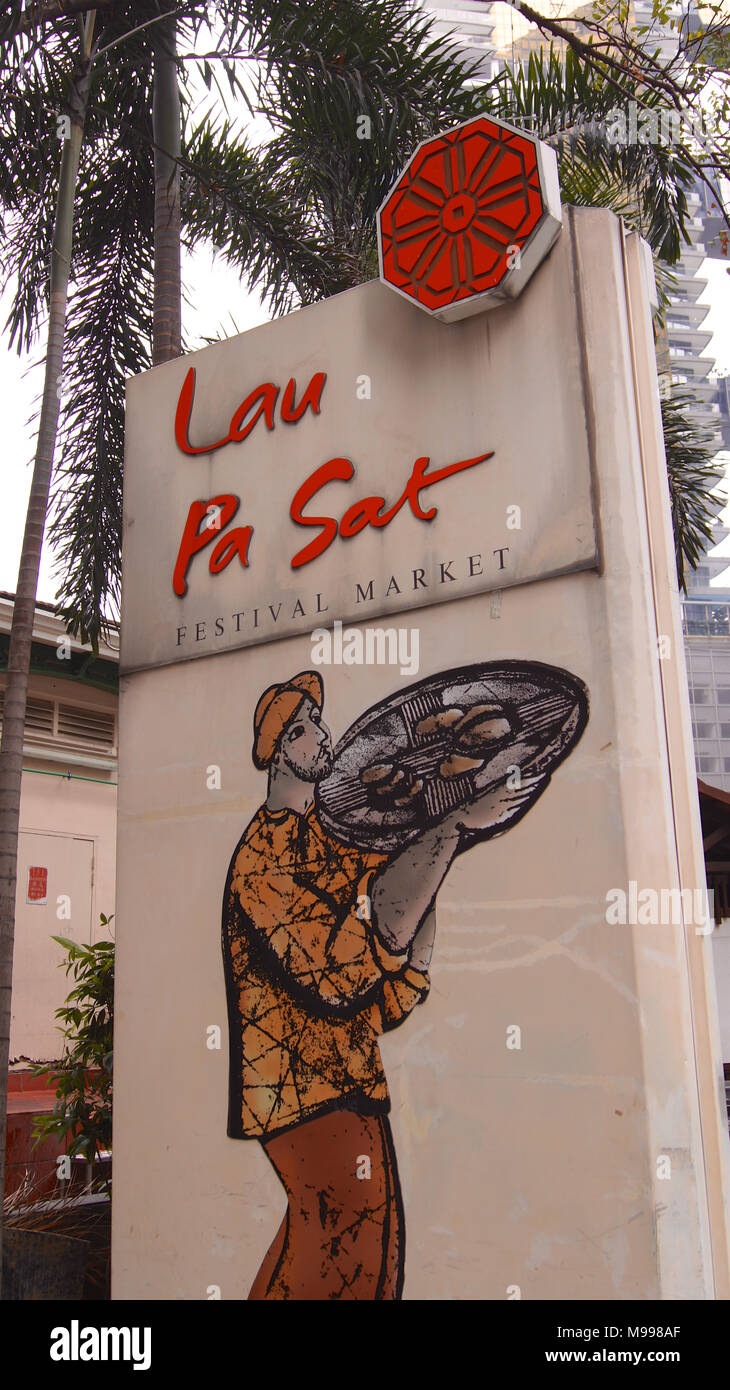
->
xmin=277 ymin=697 xmax=333 ymax=782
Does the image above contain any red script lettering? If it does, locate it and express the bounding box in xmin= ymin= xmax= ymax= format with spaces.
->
xmin=174 ymin=368 xmax=327 ymax=456
xmin=289 ymin=450 xmax=494 ymax=569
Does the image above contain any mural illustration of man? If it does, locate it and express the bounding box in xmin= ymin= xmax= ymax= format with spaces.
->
xmin=221 ymin=670 xmax=545 ymax=1300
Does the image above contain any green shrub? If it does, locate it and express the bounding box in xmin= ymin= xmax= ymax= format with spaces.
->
xmin=31 ymin=916 xmax=114 ymax=1190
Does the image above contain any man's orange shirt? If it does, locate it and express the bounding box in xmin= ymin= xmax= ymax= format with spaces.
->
xmin=222 ymin=803 xmax=430 ymax=1140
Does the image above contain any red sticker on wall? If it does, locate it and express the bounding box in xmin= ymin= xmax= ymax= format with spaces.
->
xmin=27 ymin=866 xmax=48 ymax=904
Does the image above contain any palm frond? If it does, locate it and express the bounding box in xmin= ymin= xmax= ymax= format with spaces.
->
xmin=661 ymin=390 xmax=725 ymax=592
xmin=485 ymin=47 xmax=696 ymax=262
xmin=180 ymin=114 xmax=337 ymax=317
xmin=46 ymin=91 xmax=155 ymax=645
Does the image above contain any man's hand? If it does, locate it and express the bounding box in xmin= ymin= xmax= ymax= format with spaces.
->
xmin=449 ymin=770 xmax=548 ymax=834
xmin=370 ymin=771 xmax=547 ymax=955
xmin=410 ymin=908 xmax=437 ymax=971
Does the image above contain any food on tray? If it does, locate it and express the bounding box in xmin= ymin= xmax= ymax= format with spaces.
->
xmin=374 ymin=768 xmax=406 ymax=795
xmin=361 ymin=762 xmax=395 ymax=785
xmin=439 ymin=753 xmax=485 ymax=779
xmin=359 ymin=696 xmax=521 ymax=809
xmin=316 ymin=662 xmax=589 ymax=853
xmin=415 ymin=708 xmax=465 ymax=737
xmin=392 ymin=778 xmax=423 ymax=807
xmin=360 ymin=759 xmax=424 ymax=808
xmin=453 ymin=704 xmax=514 ymax=752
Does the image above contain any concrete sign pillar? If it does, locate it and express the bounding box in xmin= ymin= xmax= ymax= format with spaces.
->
xmin=113 ymin=205 xmax=730 ymax=1301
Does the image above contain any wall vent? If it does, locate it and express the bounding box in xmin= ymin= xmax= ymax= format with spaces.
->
xmin=57 ymin=702 xmax=115 ymax=749
xmin=0 ymin=692 xmax=54 ymax=736
xmin=0 ymin=686 xmax=116 ymax=756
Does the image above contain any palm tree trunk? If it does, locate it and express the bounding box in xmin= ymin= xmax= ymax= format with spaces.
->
xmin=0 ymin=12 xmax=95 ymax=1287
xmin=152 ymin=9 xmax=182 ymax=364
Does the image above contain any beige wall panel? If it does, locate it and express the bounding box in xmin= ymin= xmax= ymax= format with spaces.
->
xmin=111 ymin=569 xmax=669 ymax=1298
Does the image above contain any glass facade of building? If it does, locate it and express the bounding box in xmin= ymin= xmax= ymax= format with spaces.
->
xmin=683 ymin=529 xmax=730 ymax=791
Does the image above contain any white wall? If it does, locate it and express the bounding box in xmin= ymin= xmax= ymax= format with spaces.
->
xmin=10 ymin=674 xmax=117 ymax=1061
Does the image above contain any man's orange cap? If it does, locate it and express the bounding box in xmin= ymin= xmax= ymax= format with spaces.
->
xmin=252 ymin=671 xmax=324 ymax=770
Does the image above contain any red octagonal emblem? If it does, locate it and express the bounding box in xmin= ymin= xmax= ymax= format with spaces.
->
xmin=377 ymin=115 xmax=562 ymax=322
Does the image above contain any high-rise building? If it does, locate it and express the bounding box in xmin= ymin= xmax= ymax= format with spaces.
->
xmin=717 ymin=375 xmax=730 ymax=450
xmin=696 ymin=173 xmax=730 ymax=267
xmin=682 ymin=523 xmax=730 ymax=791
xmin=664 ymin=187 xmax=725 ymax=454
xmin=415 ymin=1 xmax=500 ymax=78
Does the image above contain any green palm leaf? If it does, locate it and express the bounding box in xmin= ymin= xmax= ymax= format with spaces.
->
xmin=661 ymin=390 xmax=725 ymax=592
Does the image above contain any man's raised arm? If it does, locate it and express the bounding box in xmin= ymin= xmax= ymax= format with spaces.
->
xmin=369 ymin=772 xmax=547 ymax=953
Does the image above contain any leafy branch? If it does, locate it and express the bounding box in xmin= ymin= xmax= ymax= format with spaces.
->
xmin=31 ymin=917 xmax=115 ymax=1193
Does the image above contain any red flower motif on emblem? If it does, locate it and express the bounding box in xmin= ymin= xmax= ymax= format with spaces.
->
xmin=379 ymin=118 xmax=546 ymax=311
